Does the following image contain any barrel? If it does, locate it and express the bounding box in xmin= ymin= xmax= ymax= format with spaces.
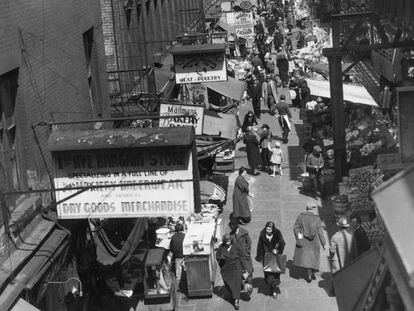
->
xmin=331 ymin=195 xmax=349 ymax=214
xmin=155 ymin=227 xmax=170 ymax=240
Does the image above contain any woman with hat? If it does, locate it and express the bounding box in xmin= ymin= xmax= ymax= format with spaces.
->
xmin=259 ymin=124 xmax=273 ymax=173
xmin=241 ymin=110 xmax=258 ymax=133
xmin=330 ymin=218 xmax=358 ymax=273
xmin=232 ymin=167 xmax=253 ymax=225
xmin=293 ymin=202 xmax=326 ymax=282
xmin=216 ymin=234 xmax=245 ymax=310
xmin=305 ymin=145 xmax=324 ymax=198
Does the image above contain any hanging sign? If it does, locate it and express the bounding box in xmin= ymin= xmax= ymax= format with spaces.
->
xmin=186 ymin=84 xmax=210 ymax=108
xmin=159 ymin=103 xmax=204 ymax=135
xmin=54 ymin=149 xmax=195 ymax=219
xmin=221 ymin=12 xmax=254 ymax=38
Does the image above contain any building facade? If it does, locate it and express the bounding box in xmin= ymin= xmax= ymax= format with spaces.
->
xmin=0 ymin=0 xmax=110 ymax=205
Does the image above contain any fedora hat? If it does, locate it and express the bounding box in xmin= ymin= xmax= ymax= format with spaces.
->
xmin=337 ymin=218 xmax=350 ymax=228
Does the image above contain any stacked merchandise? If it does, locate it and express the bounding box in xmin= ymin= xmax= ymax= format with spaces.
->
xmin=345 ymin=166 xmax=385 ymax=244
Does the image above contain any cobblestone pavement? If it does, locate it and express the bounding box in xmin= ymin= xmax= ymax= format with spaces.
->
xmin=173 ymin=91 xmax=340 ymax=311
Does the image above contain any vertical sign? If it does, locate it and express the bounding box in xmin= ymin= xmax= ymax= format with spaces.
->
xmin=186 ymin=84 xmax=210 ymax=108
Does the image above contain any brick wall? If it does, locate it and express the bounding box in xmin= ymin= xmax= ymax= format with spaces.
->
xmin=0 ymin=0 xmax=110 ymax=203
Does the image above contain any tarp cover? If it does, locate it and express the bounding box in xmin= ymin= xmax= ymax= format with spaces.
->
xmin=306 ymin=79 xmax=378 ymax=107
xmin=196 ymin=135 xmax=234 ymax=160
xmin=307 ymin=62 xmax=353 ymax=78
xmin=205 ymin=76 xmax=246 ymax=102
xmin=11 ymin=299 xmax=41 ymax=311
xmin=202 ymin=110 xmax=238 ymax=140
xmin=200 ymin=180 xmax=226 ymax=202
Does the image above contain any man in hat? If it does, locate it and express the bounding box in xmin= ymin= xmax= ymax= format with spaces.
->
xmin=351 ymin=216 xmax=371 ymax=258
xmin=293 ymin=202 xmax=326 ymax=283
xmin=275 ymin=94 xmax=292 ymax=143
xmin=259 ymin=124 xmax=273 ymax=173
xmin=170 ymin=223 xmax=186 ymax=289
xmin=305 ymin=145 xmax=324 ymax=197
xmin=330 ymin=218 xmax=358 ymax=273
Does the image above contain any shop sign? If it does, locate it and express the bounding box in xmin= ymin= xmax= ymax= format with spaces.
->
xmin=186 ymin=84 xmax=210 ymax=108
xmin=174 ymin=52 xmax=227 ymax=84
xmin=222 ymin=12 xmax=254 ymax=39
xmin=54 ymin=149 xmax=195 ymax=219
xmin=159 ymin=103 xmax=204 ymax=135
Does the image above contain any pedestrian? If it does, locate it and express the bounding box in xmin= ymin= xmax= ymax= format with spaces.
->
xmin=296 ymin=30 xmax=305 ymax=49
xmin=276 ymin=17 xmax=285 ymax=34
xmin=229 ymin=221 xmax=254 ymax=299
xmin=276 ymin=47 xmax=289 ymax=87
xmin=255 ymin=221 xmax=285 ymax=299
xmin=246 ymin=68 xmax=264 ymax=118
xmin=305 ymin=145 xmax=324 ymax=197
xmin=293 ymin=202 xmax=326 ymax=283
xmin=330 ymin=218 xmax=358 ymax=273
xmin=351 ymin=216 xmax=371 ymax=257
xmin=299 ymin=80 xmax=311 ymax=109
xmin=232 ymin=167 xmax=252 ymax=224
xmin=275 ymin=94 xmax=292 ymax=143
xmin=216 ymin=234 xmax=244 ymax=310
xmin=259 ymin=124 xmax=273 ymax=173
xmin=263 ymin=73 xmax=278 ymax=114
xmin=286 ymin=11 xmax=295 ymax=32
xmin=169 ymin=223 xmax=185 ymax=289
xmin=268 ymin=140 xmax=283 ymax=176
xmin=241 ymin=110 xmax=258 ymax=133
xmin=273 ymin=29 xmax=284 ymax=52
xmin=264 ymin=53 xmax=276 ymax=74
xmin=244 ymin=127 xmax=261 ymax=176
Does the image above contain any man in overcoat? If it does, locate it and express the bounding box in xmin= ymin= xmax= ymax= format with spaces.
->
xmin=275 ymin=94 xmax=292 ymax=143
xmin=243 ymin=127 xmax=261 ymax=175
xmin=293 ymin=202 xmax=326 ymax=282
xmin=330 ymin=218 xmax=358 ymax=273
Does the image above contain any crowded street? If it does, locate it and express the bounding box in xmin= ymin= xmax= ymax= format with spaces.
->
xmin=1 ymin=0 xmax=413 ymax=311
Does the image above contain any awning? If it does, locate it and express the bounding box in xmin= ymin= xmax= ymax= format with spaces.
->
xmin=205 ymin=76 xmax=246 ymax=102
xmin=171 ymin=43 xmax=226 ymax=55
xmin=11 ymin=298 xmax=41 ymax=311
xmin=307 ymin=62 xmax=353 ymax=78
xmin=372 ymin=163 xmax=414 ymax=288
xmin=196 ymin=136 xmax=234 ymax=160
xmin=0 ymin=220 xmax=70 ymax=310
xmin=306 ymin=79 xmax=378 ymax=107
xmin=202 ymin=110 xmax=238 ymax=140
xmin=332 ymin=247 xmax=381 ymax=311
xmin=200 ymin=180 xmax=226 ymax=202
xmin=131 ymin=67 xmax=175 ymax=97
xmin=48 ymin=127 xmax=195 ymax=151
xmin=216 ymin=20 xmax=237 ymax=35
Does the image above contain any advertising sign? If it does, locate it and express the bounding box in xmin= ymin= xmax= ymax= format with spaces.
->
xmin=222 ymin=12 xmax=254 ymax=38
xmin=174 ymin=52 xmax=227 ymax=84
xmin=186 ymin=84 xmax=209 ymax=108
xmin=54 ymin=149 xmax=195 ymax=219
xmin=159 ymin=103 xmax=204 ymax=135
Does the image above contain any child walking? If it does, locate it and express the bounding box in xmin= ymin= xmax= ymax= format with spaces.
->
xmin=268 ymin=140 xmax=283 ymax=177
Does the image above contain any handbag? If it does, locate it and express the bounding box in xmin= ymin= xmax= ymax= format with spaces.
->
xmin=263 ymin=252 xmax=281 ymax=273
xmin=276 ymin=254 xmax=287 ymax=274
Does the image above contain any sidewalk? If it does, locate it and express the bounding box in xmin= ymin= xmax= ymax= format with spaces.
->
xmin=175 ymin=94 xmax=339 ymax=310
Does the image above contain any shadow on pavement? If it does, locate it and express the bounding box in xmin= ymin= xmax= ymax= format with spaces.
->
xmin=318 ymin=272 xmax=336 ymax=297
xmin=252 ymin=277 xmax=270 ymax=296
xmin=213 ymin=285 xmax=233 ymax=305
xmin=286 ymin=259 xmax=305 ymax=280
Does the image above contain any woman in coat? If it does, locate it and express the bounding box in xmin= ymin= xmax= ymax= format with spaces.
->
xmin=255 ymin=221 xmax=285 ymax=299
xmin=232 ymin=167 xmax=252 ymax=224
xmin=293 ymin=202 xmax=326 ymax=282
xmin=241 ymin=110 xmax=258 ymax=132
xmin=216 ymin=234 xmax=244 ymax=310
xmin=243 ymin=127 xmax=261 ymax=175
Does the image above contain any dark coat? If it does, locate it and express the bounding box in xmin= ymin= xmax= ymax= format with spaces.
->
xmin=232 ymin=175 xmax=250 ymax=218
xmin=216 ymin=244 xmax=243 ymax=299
xmin=256 ymin=228 xmax=285 ymax=264
xmin=354 ymin=226 xmax=371 ymax=257
xmin=231 ymin=227 xmax=253 ymax=273
xmin=241 ymin=113 xmax=258 ymax=132
xmin=300 ymin=85 xmax=311 ymax=108
xmin=293 ymin=212 xmax=326 ymax=270
xmin=244 ymin=132 xmax=261 ymax=169
xmin=275 ymin=100 xmax=292 ymax=118
xmin=273 ymin=32 xmax=284 ymax=50
xmin=276 ymin=53 xmax=289 ymax=84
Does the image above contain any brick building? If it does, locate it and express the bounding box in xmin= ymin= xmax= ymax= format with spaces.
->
xmin=0 ymin=0 xmax=110 ymax=204
xmin=0 ymin=1 xmax=110 ymax=309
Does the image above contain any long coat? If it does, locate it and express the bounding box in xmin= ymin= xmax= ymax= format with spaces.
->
xmin=232 ymin=175 xmax=250 ymax=218
xmin=293 ymin=212 xmax=326 ymax=270
xmin=231 ymin=227 xmax=253 ymax=274
xmin=216 ymin=244 xmax=244 ymax=299
xmin=244 ymin=132 xmax=261 ymax=169
xmin=256 ymin=228 xmax=285 ymax=264
xmin=330 ymin=228 xmax=358 ymax=273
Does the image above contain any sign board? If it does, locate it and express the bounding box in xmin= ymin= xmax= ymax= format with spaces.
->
xmin=221 ymin=12 xmax=254 ymax=38
xmin=186 ymin=84 xmax=209 ymax=108
xmin=173 ymin=52 xmax=227 ymax=84
xmin=54 ymin=149 xmax=195 ymax=219
xmin=159 ymin=103 xmax=204 ymax=135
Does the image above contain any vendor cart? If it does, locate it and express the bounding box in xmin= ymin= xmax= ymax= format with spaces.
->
xmin=137 ymin=248 xmax=177 ymax=311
